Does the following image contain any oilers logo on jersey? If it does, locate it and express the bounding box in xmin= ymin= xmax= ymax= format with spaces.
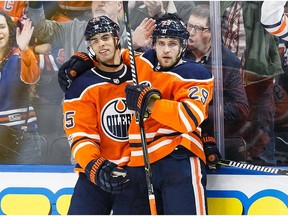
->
xmin=101 ymin=98 xmax=132 ymax=142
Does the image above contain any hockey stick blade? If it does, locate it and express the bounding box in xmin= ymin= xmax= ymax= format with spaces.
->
xmin=218 ymin=159 xmax=288 ymax=176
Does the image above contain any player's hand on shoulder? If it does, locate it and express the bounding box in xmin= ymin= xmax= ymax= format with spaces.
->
xmin=58 ymin=52 xmax=95 ymax=92
xmin=85 ymin=157 xmax=130 ymax=194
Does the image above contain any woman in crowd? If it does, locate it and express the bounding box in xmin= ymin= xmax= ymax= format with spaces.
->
xmin=0 ymin=10 xmax=42 ymax=164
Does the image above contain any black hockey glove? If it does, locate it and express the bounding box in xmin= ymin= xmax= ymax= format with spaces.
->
xmin=125 ymin=83 xmax=161 ymax=118
xmin=58 ymin=52 xmax=94 ymax=92
xmin=202 ymin=135 xmax=221 ymax=170
xmin=85 ymin=157 xmax=130 ymax=194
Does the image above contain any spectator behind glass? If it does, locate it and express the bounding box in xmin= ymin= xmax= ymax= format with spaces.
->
xmin=221 ymin=1 xmax=284 ymax=165
xmin=0 ymin=11 xmax=42 ymax=164
xmin=38 ymin=1 xmax=92 ymax=22
xmin=57 ymin=1 xmax=92 ymax=21
xmin=31 ymin=11 xmax=71 ymax=165
xmin=28 ymin=1 xmax=156 ymax=62
xmin=173 ymin=1 xmax=196 ymax=23
xmin=128 ymin=1 xmax=177 ymax=30
xmin=183 ymin=4 xmax=249 ymax=159
xmin=273 ymin=37 xmax=288 ymax=165
xmin=127 ymin=0 xmax=196 ymax=25
xmin=32 ymin=41 xmax=70 ymax=164
xmin=184 ymin=4 xmax=249 ymax=136
xmin=261 ymin=1 xmax=288 ymax=164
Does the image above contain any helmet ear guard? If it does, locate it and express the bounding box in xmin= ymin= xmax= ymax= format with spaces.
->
xmin=87 ymin=45 xmax=97 ymax=62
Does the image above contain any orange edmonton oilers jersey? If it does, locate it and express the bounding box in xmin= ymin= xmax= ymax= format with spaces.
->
xmin=121 ymin=49 xmax=214 ymax=166
xmin=0 ymin=1 xmax=27 ymax=20
xmin=63 ymin=64 xmax=133 ymax=173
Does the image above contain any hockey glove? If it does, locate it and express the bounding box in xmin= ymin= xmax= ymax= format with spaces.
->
xmin=58 ymin=52 xmax=94 ymax=92
xmin=85 ymin=157 xmax=130 ymax=194
xmin=125 ymin=83 xmax=161 ymax=118
xmin=202 ymin=135 xmax=221 ymax=170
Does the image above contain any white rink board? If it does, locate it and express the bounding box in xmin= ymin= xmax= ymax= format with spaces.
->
xmin=0 ymin=165 xmax=287 ymax=215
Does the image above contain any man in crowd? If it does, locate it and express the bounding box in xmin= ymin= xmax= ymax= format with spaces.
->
xmin=28 ymin=1 xmax=156 ymax=61
xmin=222 ymin=1 xmax=283 ymax=165
xmin=184 ymin=4 xmax=249 ymax=161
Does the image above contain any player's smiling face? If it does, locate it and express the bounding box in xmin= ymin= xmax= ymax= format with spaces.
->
xmin=89 ymin=32 xmax=118 ymax=64
xmin=154 ymin=38 xmax=182 ymax=68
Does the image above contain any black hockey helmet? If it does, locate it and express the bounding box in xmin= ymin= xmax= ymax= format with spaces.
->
xmin=84 ymin=15 xmax=120 ymax=41
xmin=84 ymin=15 xmax=122 ymax=68
xmin=152 ymin=13 xmax=189 ymax=48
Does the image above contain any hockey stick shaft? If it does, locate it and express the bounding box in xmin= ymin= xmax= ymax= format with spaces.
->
xmin=123 ymin=1 xmax=157 ymax=215
xmin=218 ymin=159 xmax=288 ymax=176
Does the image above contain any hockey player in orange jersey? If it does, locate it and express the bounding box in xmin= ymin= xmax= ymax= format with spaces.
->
xmin=59 ymin=14 xmax=216 ymax=215
xmin=113 ymin=13 xmax=214 ymax=215
xmin=62 ymin=16 xmax=131 ymax=214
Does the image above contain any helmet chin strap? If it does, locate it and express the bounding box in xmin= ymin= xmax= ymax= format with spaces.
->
xmin=87 ymin=49 xmax=122 ymax=68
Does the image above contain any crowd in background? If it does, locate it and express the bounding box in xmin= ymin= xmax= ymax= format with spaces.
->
xmin=0 ymin=1 xmax=287 ymax=167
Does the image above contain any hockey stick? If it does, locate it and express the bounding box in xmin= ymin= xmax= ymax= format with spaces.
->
xmin=218 ymin=159 xmax=288 ymax=176
xmin=123 ymin=1 xmax=157 ymax=215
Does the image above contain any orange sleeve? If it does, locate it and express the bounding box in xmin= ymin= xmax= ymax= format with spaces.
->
xmin=150 ymin=78 xmax=214 ymax=133
xmin=63 ymin=90 xmax=102 ymax=171
xmin=20 ymin=48 xmax=40 ymax=84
